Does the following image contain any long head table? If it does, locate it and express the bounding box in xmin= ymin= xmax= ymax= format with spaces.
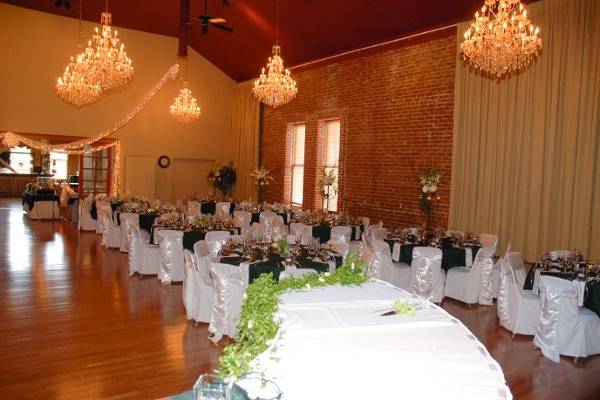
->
xmin=170 ymin=280 xmax=512 ymax=399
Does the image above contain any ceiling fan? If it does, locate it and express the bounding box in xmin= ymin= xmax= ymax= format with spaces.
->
xmin=195 ymin=0 xmax=234 ymax=34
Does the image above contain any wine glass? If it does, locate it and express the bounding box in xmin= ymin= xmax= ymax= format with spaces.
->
xmin=193 ymin=373 xmax=227 ymax=400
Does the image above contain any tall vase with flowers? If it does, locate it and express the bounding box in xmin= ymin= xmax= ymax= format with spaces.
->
xmin=419 ymin=168 xmax=441 ymax=230
xmin=250 ymin=166 xmax=274 ymax=208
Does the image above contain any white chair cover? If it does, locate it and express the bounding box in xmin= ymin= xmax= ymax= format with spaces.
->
xmin=534 ymin=275 xmax=600 ymax=362
xmin=508 ymin=252 xmax=527 ymax=288
xmin=289 ymin=223 xmax=312 ymax=245
xmin=497 ymin=249 xmax=541 ymax=336
xmin=208 ymin=262 xmax=245 ymax=342
xmin=328 ymin=225 xmax=352 ymax=257
xmin=128 ymin=226 xmax=143 ymax=276
xmin=369 ymin=227 xmax=387 ymax=242
xmin=156 ymin=229 xmax=185 ymax=284
xmin=279 ymin=268 xmax=318 ymax=280
xmin=205 ymin=231 xmax=231 ymax=259
xmin=95 ymin=200 xmax=110 ymax=234
xmin=371 ymin=239 xmax=410 ymax=289
xmin=216 ymin=202 xmax=231 ymax=219
xmin=98 ymin=206 xmax=121 ymax=248
xmin=249 ymin=222 xmax=262 ymax=241
xmin=259 ymin=211 xmax=277 ymax=225
xmin=187 ymin=200 xmax=200 ymax=217
xmin=192 ymin=241 xmax=215 ymax=322
xmin=183 ymin=247 xmax=214 ymax=324
xmin=444 ymin=246 xmax=496 ymax=305
xmin=408 ymin=247 xmax=445 ymax=303
xmin=119 ymin=212 xmax=139 ymax=253
xmin=78 ymin=195 xmax=97 ymax=231
xmin=233 ymin=210 xmax=252 ymax=227
xmin=136 ymin=227 xmax=160 ymax=275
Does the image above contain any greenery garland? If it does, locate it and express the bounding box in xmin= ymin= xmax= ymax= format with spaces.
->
xmin=218 ymin=252 xmax=369 ymax=378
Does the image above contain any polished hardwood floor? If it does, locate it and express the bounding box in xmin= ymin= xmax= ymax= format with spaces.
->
xmin=0 ymin=198 xmax=599 ymax=399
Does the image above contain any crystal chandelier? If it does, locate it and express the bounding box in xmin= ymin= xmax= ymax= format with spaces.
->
xmin=55 ymin=0 xmax=102 ymax=106
xmin=253 ymin=0 xmax=297 ymax=108
xmin=460 ymin=0 xmax=542 ymax=79
xmin=170 ymin=81 xmax=201 ymax=123
xmin=85 ymin=1 xmax=134 ymax=91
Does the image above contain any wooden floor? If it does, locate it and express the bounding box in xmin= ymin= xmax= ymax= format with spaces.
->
xmin=0 ymin=198 xmax=599 ymax=400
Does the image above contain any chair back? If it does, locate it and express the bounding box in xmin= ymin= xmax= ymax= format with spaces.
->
xmin=187 ymin=201 xmax=200 ymax=217
xmin=208 ymin=262 xmax=245 ymax=343
xmin=370 ymin=239 xmax=393 ymax=279
xmin=205 ymin=231 xmax=231 ymax=258
xmin=259 ymin=211 xmax=277 ymax=224
xmin=479 ymin=233 xmax=499 ymax=251
xmin=184 ymin=248 xmax=197 ymax=271
xmin=497 ymin=248 xmax=519 ymax=327
xmin=410 ymin=247 xmax=442 ymax=301
xmin=508 ymin=251 xmax=527 ymax=287
xmin=535 ymin=275 xmax=580 ymax=363
xmin=473 ymin=245 xmax=496 ymax=304
xmin=290 ymin=223 xmax=311 ymax=245
xmin=233 ymin=210 xmax=252 ymax=227
xmin=331 ymin=225 xmax=352 ymax=243
xmin=216 ymin=202 xmax=231 ymax=219
xmin=369 ymin=227 xmax=387 ymax=242
xmin=193 ymin=241 xmax=212 ymax=284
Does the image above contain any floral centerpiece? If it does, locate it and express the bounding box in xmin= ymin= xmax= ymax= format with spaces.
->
xmin=419 ymin=168 xmax=441 ymax=229
xmin=215 ymin=162 xmax=237 ymax=199
xmin=250 ymin=166 xmax=275 ymax=206
xmin=318 ymin=168 xmax=337 ymax=210
xmin=218 ymin=252 xmax=369 ymax=379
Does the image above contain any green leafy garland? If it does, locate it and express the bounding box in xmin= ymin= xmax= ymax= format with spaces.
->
xmin=218 ymin=252 xmax=369 ymax=378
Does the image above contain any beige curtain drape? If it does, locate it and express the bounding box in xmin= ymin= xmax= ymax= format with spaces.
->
xmin=449 ymin=0 xmax=600 ymax=261
xmin=230 ymin=81 xmax=260 ymax=201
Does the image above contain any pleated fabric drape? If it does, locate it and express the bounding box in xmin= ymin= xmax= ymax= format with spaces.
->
xmin=229 ymin=81 xmax=260 ymax=201
xmin=449 ymin=0 xmax=600 ymax=260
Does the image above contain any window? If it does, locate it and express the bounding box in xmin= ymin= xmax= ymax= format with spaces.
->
xmin=50 ymin=151 xmax=68 ymax=180
xmin=80 ymin=148 xmax=111 ymax=197
xmin=322 ymin=119 xmax=340 ymax=211
xmin=290 ymin=124 xmax=305 ymax=206
xmin=10 ymin=146 xmax=32 ymax=174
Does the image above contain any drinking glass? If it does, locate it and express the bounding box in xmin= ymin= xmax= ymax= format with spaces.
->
xmin=193 ymin=373 xmax=228 ymax=400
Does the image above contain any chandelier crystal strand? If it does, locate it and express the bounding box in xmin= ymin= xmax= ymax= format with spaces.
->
xmin=253 ymin=0 xmax=297 ymax=107
xmin=55 ymin=0 xmax=102 ymax=106
xmin=460 ymin=0 xmax=542 ymax=79
xmin=86 ymin=0 xmax=134 ymax=91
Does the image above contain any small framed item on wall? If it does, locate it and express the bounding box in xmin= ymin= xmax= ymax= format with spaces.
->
xmin=157 ymin=155 xmax=171 ymax=169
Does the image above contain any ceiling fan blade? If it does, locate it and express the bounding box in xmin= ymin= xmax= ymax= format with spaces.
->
xmin=212 ymin=23 xmax=234 ymax=33
xmin=209 ymin=18 xmax=226 ymax=24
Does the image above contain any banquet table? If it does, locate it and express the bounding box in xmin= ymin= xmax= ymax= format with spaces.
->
xmin=219 ymin=247 xmax=336 ymax=284
xmin=181 ymin=228 xmax=241 ymax=251
xmin=385 ymin=239 xmax=480 ymax=271
xmin=22 ymin=191 xmax=59 ymax=210
xmin=170 ymin=280 xmax=512 ymax=399
xmin=311 ymin=223 xmax=364 ymax=244
xmin=250 ymin=211 xmax=292 ymax=224
xmin=523 ymin=263 xmax=600 ymax=317
xmin=90 ymin=201 xmax=122 ymax=220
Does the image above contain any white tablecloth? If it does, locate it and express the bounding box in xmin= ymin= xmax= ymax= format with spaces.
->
xmin=251 ymin=280 xmax=512 ymax=400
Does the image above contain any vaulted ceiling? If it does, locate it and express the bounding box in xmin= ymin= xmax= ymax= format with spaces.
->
xmin=2 ymin=0 xmax=532 ymax=82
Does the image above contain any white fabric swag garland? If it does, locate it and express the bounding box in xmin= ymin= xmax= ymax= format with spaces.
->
xmin=1 ymin=64 xmax=180 ymax=154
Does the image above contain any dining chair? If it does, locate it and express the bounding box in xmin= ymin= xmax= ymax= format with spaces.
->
xmin=496 ymin=249 xmax=541 ymax=336
xmin=534 ymin=275 xmax=600 ymax=363
xmin=156 ymin=229 xmax=185 ymax=284
xmin=205 ymin=230 xmax=231 ymax=259
xmin=119 ymin=212 xmax=139 ymax=252
xmin=208 ymin=262 xmax=245 ymax=343
xmin=409 ymin=247 xmax=445 ymax=303
xmin=445 ymin=246 xmax=496 ymax=306
xmin=371 ymin=239 xmax=410 ymax=289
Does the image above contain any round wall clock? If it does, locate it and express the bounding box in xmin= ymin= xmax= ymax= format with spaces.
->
xmin=157 ymin=155 xmax=171 ymax=169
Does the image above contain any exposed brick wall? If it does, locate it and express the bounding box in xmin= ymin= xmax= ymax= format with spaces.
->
xmin=260 ymin=28 xmax=456 ymax=228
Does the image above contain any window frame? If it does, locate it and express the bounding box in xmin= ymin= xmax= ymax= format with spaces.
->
xmin=321 ymin=119 xmax=341 ymax=211
xmin=289 ymin=123 xmax=306 ymax=207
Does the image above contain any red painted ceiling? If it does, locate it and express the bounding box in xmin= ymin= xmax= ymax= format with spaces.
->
xmin=1 ymin=0 xmax=539 ymax=82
